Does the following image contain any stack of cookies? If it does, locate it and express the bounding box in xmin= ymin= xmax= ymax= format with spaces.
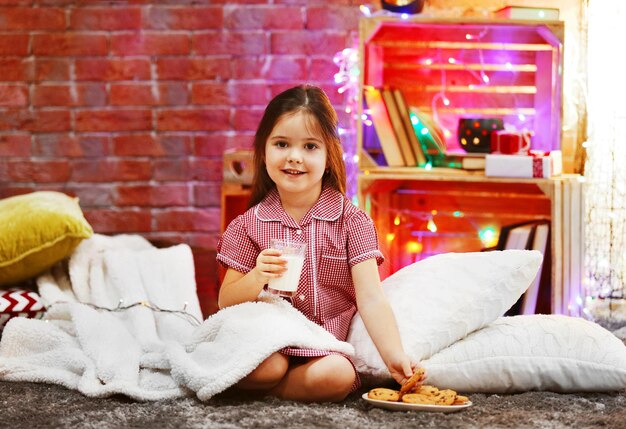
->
xmin=367 ymin=369 xmax=470 ymax=406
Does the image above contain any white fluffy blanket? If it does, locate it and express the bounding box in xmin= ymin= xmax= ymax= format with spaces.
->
xmin=0 ymin=235 xmax=353 ymax=401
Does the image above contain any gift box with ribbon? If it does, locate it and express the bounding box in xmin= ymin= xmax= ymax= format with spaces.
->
xmin=485 ymin=150 xmax=562 ymax=178
xmin=491 ymin=130 xmax=533 ymax=155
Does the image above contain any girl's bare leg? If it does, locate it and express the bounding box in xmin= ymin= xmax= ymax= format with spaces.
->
xmin=236 ymin=352 xmax=290 ymax=391
xmin=268 ymin=354 xmax=356 ymax=402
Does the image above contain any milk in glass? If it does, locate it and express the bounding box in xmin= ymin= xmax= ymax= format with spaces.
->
xmin=267 ymin=239 xmax=306 ymax=297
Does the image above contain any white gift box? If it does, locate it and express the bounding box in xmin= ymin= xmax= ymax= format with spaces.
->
xmin=485 ymin=150 xmax=562 ymax=178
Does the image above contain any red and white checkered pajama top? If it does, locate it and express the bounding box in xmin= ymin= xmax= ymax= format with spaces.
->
xmin=217 ymin=186 xmax=384 ymax=362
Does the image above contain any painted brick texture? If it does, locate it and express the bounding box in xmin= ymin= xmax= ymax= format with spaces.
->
xmin=0 ymin=1 xmax=361 ymax=249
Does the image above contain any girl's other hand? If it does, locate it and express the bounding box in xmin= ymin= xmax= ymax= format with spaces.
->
xmin=253 ymin=248 xmax=287 ymax=287
xmin=387 ymin=354 xmax=424 ymax=387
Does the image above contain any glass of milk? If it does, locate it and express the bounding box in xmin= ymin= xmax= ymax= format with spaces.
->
xmin=267 ymin=238 xmax=306 ymax=297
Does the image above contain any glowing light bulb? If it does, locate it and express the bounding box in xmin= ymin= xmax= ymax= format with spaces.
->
xmin=482 ymin=74 xmax=490 ymax=83
xmin=453 ymin=211 xmax=463 ymax=217
xmin=424 ymin=58 xmax=433 ymax=65
xmin=410 ymin=114 xmax=420 ymax=125
xmin=426 ymin=219 xmax=437 ymax=232
xmin=401 ymin=13 xmax=409 ymax=19
xmin=443 ymin=96 xmax=450 ymax=106
xmin=421 ymin=128 xmax=429 ymax=135
xmin=505 ymin=62 xmax=513 ymax=70
xmin=359 ymin=5 xmax=371 ymax=16
xmin=431 ymin=209 xmax=438 ymax=215
xmin=448 ymin=57 xmax=456 ymax=64
xmin=479 ymin=227 xmax=498 ymax=247
xmin=407 ymin=241 xmax=423 ymax=253
xmin=443 ymin=129 xmax=451 ymax=138
xmin=394 ymin=215 xmax=401 ymax=226
xmin=465 ymin=34 xmax=472 ymax=40
xmin=386 ymin=233 xmax=396 ymax=242
xmin=425 ymin=163 xmax=432 ymax=170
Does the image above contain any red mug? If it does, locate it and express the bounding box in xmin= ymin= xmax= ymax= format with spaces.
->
xmin=491 ymin=130 xmax=532 ymax=155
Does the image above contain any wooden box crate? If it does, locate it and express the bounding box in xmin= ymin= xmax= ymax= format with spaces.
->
xmin=359 ymin=16 xmax=564 ymax=158
xmin=221 ymin=149 xmax=253 ymax=233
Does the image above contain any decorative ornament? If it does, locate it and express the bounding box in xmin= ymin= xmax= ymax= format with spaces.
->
xmin=457 ymin=118 xmax=504 ymax=153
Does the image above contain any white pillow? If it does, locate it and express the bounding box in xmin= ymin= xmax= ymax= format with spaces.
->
xmin=423 ymin=315 xmax=626 ymax=392
xmin=347 ymin=250 xmax=542 ymax=377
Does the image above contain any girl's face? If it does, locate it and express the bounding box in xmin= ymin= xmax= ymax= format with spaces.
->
xmin=264 ymin=110 xmax=328 ymax=202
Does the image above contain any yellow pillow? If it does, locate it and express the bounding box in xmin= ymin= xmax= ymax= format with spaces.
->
xmin=0 ymin=191 xmax=93 ymax=286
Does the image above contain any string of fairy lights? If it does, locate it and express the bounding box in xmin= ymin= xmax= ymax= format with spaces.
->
xmin=333 ymin=47 xmax=361 ymax=203
xmin=581 ymin=1 xmax=626 ymax=322
xmin=46 ymin=299 xmax=203 ymax=326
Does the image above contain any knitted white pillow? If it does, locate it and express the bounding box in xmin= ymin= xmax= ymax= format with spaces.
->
xmin=423 ymin=315 xmax=626 ymax=392
xmin=347 ymin=250 xmax=542 ymax=377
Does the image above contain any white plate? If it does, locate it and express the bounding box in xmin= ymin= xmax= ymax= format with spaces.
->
xmin=361 ymin=393 xmax=472 ymax=413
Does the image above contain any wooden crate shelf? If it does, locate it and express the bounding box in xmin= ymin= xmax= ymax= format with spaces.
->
xmin=359 ymin=16 xmax=564 ymax=155
xmin=358 ymin=169 xmax=583 ymax=316
xmin=356 ymin=15 xmax=582 ymax=316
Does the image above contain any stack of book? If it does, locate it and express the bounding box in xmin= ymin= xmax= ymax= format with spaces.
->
xmin=487 ymin=220 xmax=551 ymax=316
xmin=363 ymin=86 xmax=427 ymax=167
xmin=363 ymin=86 xmax=486 ymax=170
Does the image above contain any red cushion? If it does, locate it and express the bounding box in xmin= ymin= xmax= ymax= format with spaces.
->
xmin=0 ymin=288 xmax=45 ymax=331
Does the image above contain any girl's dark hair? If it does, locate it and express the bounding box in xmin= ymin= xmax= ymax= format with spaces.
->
xmin=248 ymin=85 xmax=347 ymax=208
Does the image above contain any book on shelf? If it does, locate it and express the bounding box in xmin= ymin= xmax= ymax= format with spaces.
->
xmin=436 ymin=152 xmax=486 ymax=170
xmin=493 ymin=220 xmax=550 ymax=316
xmin=521 ymin=223 xmax=550 ymax=315
xmin=392 ymin=88 xmax=428 ymax=166
xmin=363 ymin=86 xmax=405 ymax=167
xmin=381 ymin=87 xmax=417 ymax=167
xmin=408 ymin=107 xmax=447 ymax=159
xmin=494 ymin=6 xmax=559 ymax=20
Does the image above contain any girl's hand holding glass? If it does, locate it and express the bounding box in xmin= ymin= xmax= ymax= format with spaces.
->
xmin=253 ymin=248 xmax=287 ymax=287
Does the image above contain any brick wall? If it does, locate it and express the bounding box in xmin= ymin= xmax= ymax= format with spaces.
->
xmin=0 ymin=0 xmax=361 ymax=249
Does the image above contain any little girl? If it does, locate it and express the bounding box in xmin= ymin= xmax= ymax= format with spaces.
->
xmin=217 ymin=85 xmax=418 ymax=402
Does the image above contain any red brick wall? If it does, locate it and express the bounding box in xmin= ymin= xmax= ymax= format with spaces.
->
xmin=0 ymin=0 xmax=360 ymax=250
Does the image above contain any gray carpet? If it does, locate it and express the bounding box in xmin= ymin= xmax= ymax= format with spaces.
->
xmin=3 ymin=320 xmax=625 ymax=428
xmin=1 ymin=380 xmax=624 ymax=429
